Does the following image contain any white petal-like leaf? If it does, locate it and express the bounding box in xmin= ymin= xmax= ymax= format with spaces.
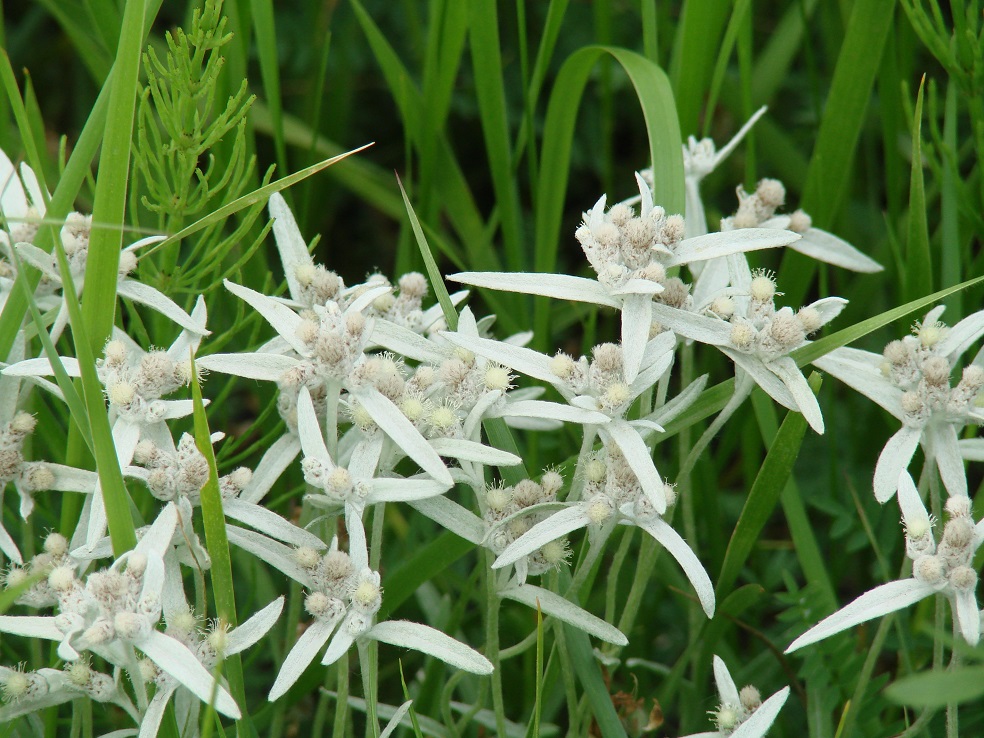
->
xmin=240 ymin=433 xmax=301 ymax=505
xmin=668 ymin=228 xmax=799 ymax=267
xmin=226 ymin=525 xmax=312 ymax=587
xmin=269 ymin=616 xmax=340 ymax=701
xmin=224 ymin=499 xmax=326 ymax=548
xmin=0 ymin=615 xmax=63 ymax=640
xmin=493 ymin=506 xmax=589 ymax=569
xmin=428 ymin=437 xmax=522 ymax=467
xmin=139 ymin=630 xmax=241 ymax=718
xmin=224 ymin=280 xmax=307 ymax=354
xmin=117 ymin=280 xmax=209 ymax=335
xmin=498 ymin=399 xmax=608 ymax=426
xmin=499 ymin=583 xmax=627 ymax=645
xmin=792 ymin=228 xmax=882 ymax=272
xmin=768 ymin=355 xmax=824 ymax=434
xmin=368 ymin=620 xmax=493 ymax=675
xmin=449 ymin=272 xmax=620 ymax=308
xmin=636 ymin=517 xmax=715 ymax=617
xmin=712 ymin=655 xmax=741 ymax=707
xmin=732 ymin=686 xmax=791 ymax=738
xmin=227 ymin=597 xmax=285 ymax=656
xmin=873 ymin=427 xmax=921 ymax=502
xmin=786 ymin=579 xmax=935 ymax=652
xmin=379 ymin=700 xmax=414 ymax=738
xmin=196 ymin=352 xmax=300 ymax=382
xmin=355 ymin=387 xmax=452 ymax=487
xmin=602 ymin=421 xmax=666 ymax=514
xmin=408 ymin=497 xmax=485 ymax=544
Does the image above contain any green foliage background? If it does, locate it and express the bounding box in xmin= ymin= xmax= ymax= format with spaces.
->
xmin=1 ymin=1 xmax=982 ymax=737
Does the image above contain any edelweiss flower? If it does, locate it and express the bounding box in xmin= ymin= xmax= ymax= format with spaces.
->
xmin=680 ymin=655 xmax=789 ymax=738
xmin=442 ymin=330 xmax=675 ymax=510
xmin=451 ymin=175 xmax=798 ymax=382
xmin=409 ymin=473 xmax=628 ymax=643
xmin=814 ymin=306 xmax=984 ymax=501
xmin=787 ymin=471 xmax=984 ymax=651
xmin=0 ymin=661 xmax=136 ymax=724
xmin=489 ymin=444 xmax=715 ymax=617
xmin=197 ymin=279 xmax=454 ymax=487
xmin=651 ymin=271 xmax=846 ymax=433
xmin=139 ymin=597 xmax=284 ymax=738
xmin=0 ymin=505 xmax=241 ymax=719
xmin=295 ymin=384 xmax=449 ymax=553
xmin=268 ymin=534 xmax=492 ymax=701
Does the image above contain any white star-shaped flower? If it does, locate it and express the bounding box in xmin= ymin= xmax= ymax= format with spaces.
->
xmin=268 ymin=534 xmax=492 ymax=701
xmin=787 ymin=471 xmax=983 ymax=651
xmin=813 ymin=306 xmax=984 ymax=501
xmin=451 ymin=175 xmax=798 ymax=382
xmin=679 ymin=655 xmax=789 ymax=738
xmin=0 ymin=504 xmax=241 ymax=719
xmin=650 ymin=271 xmax=845 ymax=434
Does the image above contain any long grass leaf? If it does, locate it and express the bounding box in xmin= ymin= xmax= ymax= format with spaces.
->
xmin=189 ymin=353 xmax=248 ymax=728
xmin=904 ymin=76 xmax=932 ymax=303
xmin=148 ymin=146 xmax=372 ymax=257
xmin=534 ymin=47 xmax=682 ymax=348
xmin=668 ymin=0 xmax=731 ymax=134
xmin=397 ymin=176 xmax=458 ymax=331
xmin=79 ymin=0 xmax=148 ymax=356
xmin=716 ymin=375 xmax=817 ymax=597
xmin=779 ymin=0 xmax=897 ymax=305
xmin=468 ymin=0 xmax=524 ymax=271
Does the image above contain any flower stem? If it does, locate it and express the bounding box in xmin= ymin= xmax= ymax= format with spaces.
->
xmin=331 ymin=652 xmax=350 ymax=738
xmin=484 ymin=556 xmax=508 ymax=738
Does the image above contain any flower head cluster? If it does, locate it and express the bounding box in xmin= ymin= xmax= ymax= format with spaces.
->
xmin=652 ymin=270 xmax=845 ymax=434
xmin=574 ymin=189 xmax=684 ymax=295
xmin=483 ymin=473 xmax=569 ymax=574
xmin=0 ymin=412 xmax=53 ymax=517
xmin=680 ymin=655 xmax=789 ymax=738
xmin=788 ymin=472 xmax=984 ymax=651
xmin=815 ymin=306 xmax=984 ymax=500
xmin=270 ymin=537 xmax=491 ymax=701
xmin=4 ymin=533 xmax=75 ymax=609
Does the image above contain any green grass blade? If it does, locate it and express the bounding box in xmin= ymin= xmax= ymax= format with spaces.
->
xmin=79 ymin=0 xmax=148 ymax=357
xmin=534 ymin=46 xmax=682 ymax=348
xmin=792 ymin=273 xmax=984 ymax=364
xmin=940 ymin=81 xmax=961 ymax=315
xmin=524 ymin=603 xmax=544 ymax=738
xmin=190 ymin=353 xmax=248 ymax=730
xmin=148 ymin=146 xmax=371 ymax=258
xmin=702 ymin=0 xmax=753 ymax=137
xmin=750 ymin=391 xmax=837 ymax=611
xmin=468 ymin=0 xmax=525 ymax=271
xmin=641 ymin=0 xmax=658 ymax=63
xmin=559 ymin=577 xmax=628 ymax=738
xmin=250 ymin=0 xmax=288 ymax=178
xmin=715 ymin=375 xmax=817 ymax=598
xmin=53 ymin=216 xmax=137 ymax=556
xmin=904 ymin=77 xmax=932 ymax=303
xmin=397 ymin=176 xmax=458 ymax=331
xmin=668 ymin=0 xmax=731 ymax=134
xmin=779 ymin=0 xmax=897 ymax=305
xmin=12 ymin=264 xmax=94 ymax=454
